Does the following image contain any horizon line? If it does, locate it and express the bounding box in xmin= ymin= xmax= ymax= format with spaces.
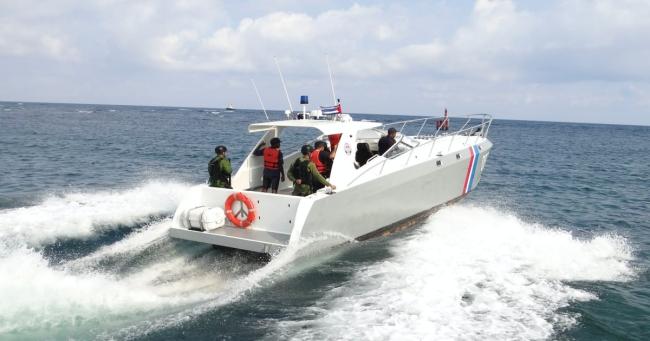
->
xmin=1 ymin=99 xmax=648 ymax=128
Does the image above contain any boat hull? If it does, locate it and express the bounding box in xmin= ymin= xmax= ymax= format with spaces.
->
xmin=169 ymin=138 xmax=492 ymax=254
xmin=298 ymin=139 xmax=492 ymax=241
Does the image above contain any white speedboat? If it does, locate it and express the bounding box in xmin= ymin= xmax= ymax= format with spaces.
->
xmin=169 ymin=113 xmax=493 ymax=253
xmin=225 ymin=104 xmax=235 ymax=111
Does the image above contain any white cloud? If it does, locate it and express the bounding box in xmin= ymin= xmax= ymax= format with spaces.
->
xmin=1 ymin=0 xmax=650 ymax=124
xmin=145 ymin=4 xmax=406 ymax=72
xmin=0 ymin=20 xmax=80 ymax=62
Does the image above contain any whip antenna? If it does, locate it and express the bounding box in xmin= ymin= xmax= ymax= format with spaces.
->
xmin=251 ymin=79 xmax=269 ymax=121
xmin=326 ymin=54 xmax=337 ymax=105
xmin=274 ymin=57 xmax=294 ymax=113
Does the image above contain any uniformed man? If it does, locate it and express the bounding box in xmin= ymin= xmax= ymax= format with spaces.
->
xmin=310 ymin=141 xmax=334 ymax=191
xmin=288 ymin=145 xmax=336 ymax=196
xmin=208 ymin=145 xmax=232 ymax=188
xmin=253 ymin=137 xmax=285 ymax=193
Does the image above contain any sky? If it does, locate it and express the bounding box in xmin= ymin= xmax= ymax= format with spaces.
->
xmin=1 ymin=0 xmax=649 ymax=125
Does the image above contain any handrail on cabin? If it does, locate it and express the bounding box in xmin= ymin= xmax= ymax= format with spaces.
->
xmin=346 ymin=114 xmax=492 ymax=187
xmin=378 ymin=114 xmax=492 ymax=139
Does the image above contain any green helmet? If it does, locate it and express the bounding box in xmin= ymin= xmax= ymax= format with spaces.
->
xmin=301 ymin=144 xmax=313 ymax=155
xmin=215 ymin=145 xmax=227 ymax=154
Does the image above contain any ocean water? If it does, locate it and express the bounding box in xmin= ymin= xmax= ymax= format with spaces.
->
xmin=0 ymin=101 xmax=648 ymax=340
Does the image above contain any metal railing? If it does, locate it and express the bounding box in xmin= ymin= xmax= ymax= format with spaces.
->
xmin=346 ymin=114 xmax=492 ymax=187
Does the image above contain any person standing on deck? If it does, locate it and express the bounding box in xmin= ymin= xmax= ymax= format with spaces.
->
xmin=253 ymin=137 xmax=285 ymax=193
xmin=288 ymin=145 xmax=336 ymax=196
xmin=208 ymin=145 xmax=232 ymax=188
xmin=310 ymin=141 xmax=334 ymax=191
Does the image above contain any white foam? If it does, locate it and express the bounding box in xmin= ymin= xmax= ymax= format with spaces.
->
xmin=0 ymin=180 xmax=191 ymax=247
xmin=0 ymin=214 xmax=352 ymax=337
xmin=0 ymin=227 xmax=239 ymax=336
xmin=0 ymin=246 xmax=173 ymax=334
xmin=108 ymin=232 xmax=354 ymax=340
xmin=281 ymin=205 xmax=634 ymax=340
xmin=65 ymin=218 xmax=173 ymax=271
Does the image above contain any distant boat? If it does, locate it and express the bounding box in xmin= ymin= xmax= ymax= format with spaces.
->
xmin=225 ymin=104 xmax=235 ymax=111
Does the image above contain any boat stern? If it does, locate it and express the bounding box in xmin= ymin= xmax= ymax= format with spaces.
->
xmin=169 ymin=185 xmax=307 ymax=253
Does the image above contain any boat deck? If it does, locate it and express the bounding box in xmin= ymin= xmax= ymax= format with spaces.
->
xmin=249 ymin=186 xmax=294 ymax=196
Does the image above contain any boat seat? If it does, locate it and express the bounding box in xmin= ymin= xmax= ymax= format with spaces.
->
xmin=355 ymin=142 xmax=373 ymax=167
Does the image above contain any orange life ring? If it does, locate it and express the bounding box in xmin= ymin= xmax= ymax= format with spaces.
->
xmin=224 ymin=192 xmax=256 ymax=228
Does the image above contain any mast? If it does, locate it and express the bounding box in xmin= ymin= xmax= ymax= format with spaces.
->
xmin=326 ymin=54 xmax=337 ymax=105
xmin=274 ymin=57 xmax=294 ymax=113
xmin=251 ymin=79 xmax=269 ymax=121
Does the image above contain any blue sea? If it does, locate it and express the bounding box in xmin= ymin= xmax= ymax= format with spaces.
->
xmin=0 ymin=101 xmax=648 ymax=340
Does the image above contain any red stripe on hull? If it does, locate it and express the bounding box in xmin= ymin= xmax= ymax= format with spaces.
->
xmin=462 ymin=146 xmax=475 ymax=194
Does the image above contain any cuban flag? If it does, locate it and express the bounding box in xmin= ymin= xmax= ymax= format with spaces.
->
xmin=321 ymin=101 xmax=342 ymax=115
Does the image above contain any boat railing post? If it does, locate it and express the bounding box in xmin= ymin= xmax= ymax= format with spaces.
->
xmin=405 ymin=148 xmax=414 ymax=165
xmin=452 ymin=115 xmax=475 ymax=151
xmin=484 ymin=116 xmax=493 ymax=138
xmin=426 ymin=115 xmax=446 ymax=156
xmin=464 ymin=124 xmax=476 ymax=145
xmin=459 ymin=115 xmax=472 ymax=132
xmin=428 ymin=138 xmax=437 ymax=157
xmin=379 ymin=158 xmax=387 ymax=175
xmin=447 ymin=134 xmax=456 ymax=152
xmin=478 ymin=114 xmax=487 ymax=139
xmin=416 ymin=118 xmax=427 ymax=137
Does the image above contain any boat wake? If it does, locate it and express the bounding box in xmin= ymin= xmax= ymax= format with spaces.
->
xmin=0 ymin=180 xmax=190 ymax=248
xmin=277 ymin=205 xmax=635 ymax=340
xmin=0 ymin=180 xmax=350 ymax=339
xmin=0 ymin=183 xmax=636 ymax=339
xmin=0 ymin=181 xmax=222 ymax=338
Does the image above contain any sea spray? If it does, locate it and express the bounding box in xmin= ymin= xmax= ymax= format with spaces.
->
xmin=0 ymin=180 xmax=192 ymax=247
xmin=108 ymin=232 xmax=355 ymax=340
xmin=280 ymin=205 xmax=635 ymax=340
xmin=0 ymin=181 xmax=204 ymax=338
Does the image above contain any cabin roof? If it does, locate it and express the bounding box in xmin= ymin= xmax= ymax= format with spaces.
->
xmin=248 ymin=119 xmax=382 ymax=135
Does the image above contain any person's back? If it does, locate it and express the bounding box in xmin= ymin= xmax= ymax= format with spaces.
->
xmin=288 ymin=145 xmax=336 ymax=196
xmin=310 ymin=149 xmax=327 ymax=174
xmin=208 ymin=145 xmax=232 ymax=188
xmin=290 ymin=157 xmax=313 ymax=196
xmin=254 ymin=137 xmax=285 ymax=193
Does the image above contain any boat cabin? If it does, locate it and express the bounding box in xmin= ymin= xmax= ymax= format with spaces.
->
xmin=230 ymin=119 xmax=405 ymax=194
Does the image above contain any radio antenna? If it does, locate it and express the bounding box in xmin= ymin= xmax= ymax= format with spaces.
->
xmin=326 ymin=54 xmax=337 ymax=105
xmin=274 ymin=57 xmax=294 ymax=113
xmin=251 ymin=79 xmax=269 ymax=121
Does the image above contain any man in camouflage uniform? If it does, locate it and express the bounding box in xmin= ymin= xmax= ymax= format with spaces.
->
xmin=288 ymin=145 xmax=336 ymax=196
xmin=208 ymin=145 xmax=232 ymax=188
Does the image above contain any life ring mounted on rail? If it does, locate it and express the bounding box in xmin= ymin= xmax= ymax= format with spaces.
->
xmin=224 ymin=192 xmax=256 ymax=228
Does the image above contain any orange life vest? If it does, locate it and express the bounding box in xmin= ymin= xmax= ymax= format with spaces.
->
xmin=310 ymin=150 xmax=327 ymax=174
xmin=263 ymin=148 xmax=280 ymax=170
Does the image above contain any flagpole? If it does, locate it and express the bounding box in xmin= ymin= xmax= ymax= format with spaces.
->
xmin=326 ymin=54 xmax=337 ymax=105
xmin=251 ymin=79 xmax=269 ymax=121
xmin=274 ymin=57 xmax=294 ymax=113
